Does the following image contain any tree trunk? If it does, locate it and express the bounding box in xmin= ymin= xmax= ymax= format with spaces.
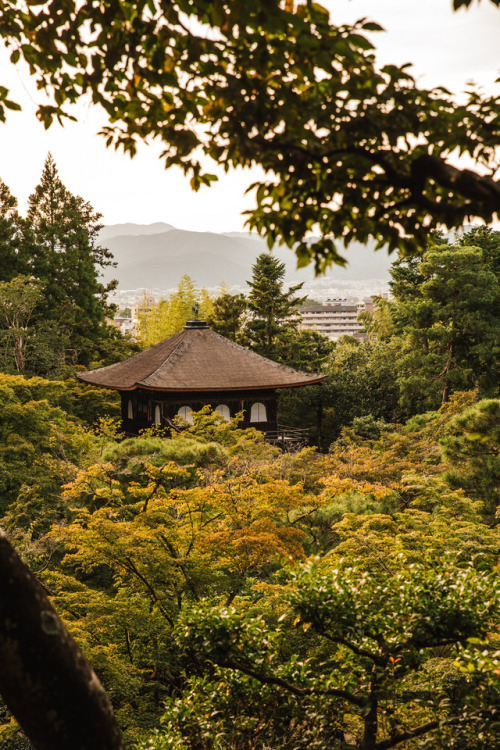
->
xmin=441 ymin=339 xmax=455 ymax=405
xmin=13 ymin=330 xmax=25 ymax=373
xmin=316 ymin=396 xmax=323 ymax=452
xmin=442 ymin=377 xmax=451 ymax=404
xmin=0 ymin=534 xmax=125 ymax=750
xmin=360 ymin=665 xmax=378 ymax=750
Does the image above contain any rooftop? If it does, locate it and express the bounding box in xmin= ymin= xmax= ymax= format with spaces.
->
xmin=78 ymin=322 xmax=327 ymax=392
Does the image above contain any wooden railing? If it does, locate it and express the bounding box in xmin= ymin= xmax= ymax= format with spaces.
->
xmin=264 ymin=425 xmax=309 ymax=450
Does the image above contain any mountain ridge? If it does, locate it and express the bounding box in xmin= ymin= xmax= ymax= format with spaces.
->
xmin=98 ymin=223 xmax=394 ymax=291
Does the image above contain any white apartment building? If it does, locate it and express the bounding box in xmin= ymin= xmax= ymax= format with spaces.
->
xmin=299 ymin=298 xmax=370 ymax=341
xmin=109 ymin=316 xmax=136 ymax=336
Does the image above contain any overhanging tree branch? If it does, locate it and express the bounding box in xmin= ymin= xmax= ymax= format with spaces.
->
xmin=222 ymin=657 xmax=368 ymax=708
xmin=1 ymin=0 xmax=500 ymax=270
xmin=317 ymin=629 xmax=387 ymax=666
xmin=376 ymin=718 xmax=459 ymax=749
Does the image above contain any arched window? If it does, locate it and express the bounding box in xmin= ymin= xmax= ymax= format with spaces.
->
xmin=127 ymin=400 xmax=133 ymax=419
xmin=250 ymin=402 xmax=267 ymax=423
xmin=154 ymin=404 xmax=161 ymax=425
xmin=178 ymin=405 xmax=194 ymax=423
xmin=215 ymin=404 xmax=230 ymax=420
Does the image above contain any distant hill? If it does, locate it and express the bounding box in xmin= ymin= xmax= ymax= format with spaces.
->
xmin=98 ymin=224 xmax=394 ymax=290
xmin=98 ymin=222 xmax=176 ymax=242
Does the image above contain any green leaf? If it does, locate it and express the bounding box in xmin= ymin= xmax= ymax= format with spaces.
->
xmin=4 ymin=99 xmax=22 ymax=111
xmin=361 ymin=21 xmax=385 ymax=32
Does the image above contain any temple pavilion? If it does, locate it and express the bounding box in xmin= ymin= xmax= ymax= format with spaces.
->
xmin=78 ymin=320 xmax=327 ymax=436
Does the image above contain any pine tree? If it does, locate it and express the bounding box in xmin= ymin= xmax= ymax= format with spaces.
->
xmin=26 ymin=154 xmax=116 ymax=365
xmin=392 ymin=243 xmax=500 ymax=408
xmin=456 ymin=225 xmax=500 ymax=278
xmin=245 ymin=253 xmax=306 ymax=361
xmin=207 ymin=292 xmax=247 ymax=343
xmin=441 ymin=398 xmax=500 ymax=518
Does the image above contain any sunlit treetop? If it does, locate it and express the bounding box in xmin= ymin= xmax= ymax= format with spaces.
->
xmin=1 ymin=0 xmax=500 ymax=271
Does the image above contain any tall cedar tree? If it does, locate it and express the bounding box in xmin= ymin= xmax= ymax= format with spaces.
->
xmin=0 ymin=179 xmax=27 ymax=283
xmin=246 ymin=253 xmax=306 ymax=362
xmin=26 ymin=154 xmax=116 ymax=365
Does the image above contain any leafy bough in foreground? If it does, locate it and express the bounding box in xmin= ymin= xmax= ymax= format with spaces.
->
xmin=146 ymin=560 xmax=500 ymax=750
xmin=1 ymin=2 xmax=500 ymax=269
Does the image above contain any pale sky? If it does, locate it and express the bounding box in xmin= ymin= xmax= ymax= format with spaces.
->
xmin=0 ymin=0 xmax=498 ymax=232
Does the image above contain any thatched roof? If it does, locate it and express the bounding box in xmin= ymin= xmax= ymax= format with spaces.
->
xmin=78 ymin=322 xmax=327 ymax=392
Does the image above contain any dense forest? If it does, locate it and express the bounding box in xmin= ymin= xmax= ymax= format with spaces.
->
xmin=0 ymin=154 xmax=499 ymax=749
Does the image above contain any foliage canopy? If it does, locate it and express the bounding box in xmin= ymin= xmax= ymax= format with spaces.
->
xmin=1 ymin=383 xmax=500 ymax=747
xmin=1 ymin=2 xmax=500 ymax=270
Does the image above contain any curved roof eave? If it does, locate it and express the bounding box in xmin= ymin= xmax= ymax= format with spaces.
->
xmin=77 ymin=376 xmax=328 ymax=392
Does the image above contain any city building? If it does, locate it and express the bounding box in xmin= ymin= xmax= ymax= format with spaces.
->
xmin=108 ymin=316 xmax=135 ymax=336
xmin=299 ymin=298 xmax=369 ymax=340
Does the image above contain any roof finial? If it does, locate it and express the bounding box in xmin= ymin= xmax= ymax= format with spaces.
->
xmin=192 ymin=302 xmax=200 ymax=320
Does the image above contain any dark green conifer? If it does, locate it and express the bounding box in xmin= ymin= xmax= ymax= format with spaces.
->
xmin=392 ymin=243 xmax=500 ymax=408
xmin=245 ymin=253 xmax=305 ymax=361
xmin=27 ymin=154 xmax=116 ymax=366
xmin=207 ymin=292 xmax=247 ymax=344
xmin=0 ymin=179 xmax=26 ymax=283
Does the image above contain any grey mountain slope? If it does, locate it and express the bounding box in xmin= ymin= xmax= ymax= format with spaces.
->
xmin=99 ymin=225 xmax=394 ymax=289
xmin=98 ymin=222 xmax=175 ymax=242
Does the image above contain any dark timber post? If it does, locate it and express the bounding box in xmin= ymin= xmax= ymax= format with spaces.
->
xmin=0 ymin=534 xmax=125 ymax=750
